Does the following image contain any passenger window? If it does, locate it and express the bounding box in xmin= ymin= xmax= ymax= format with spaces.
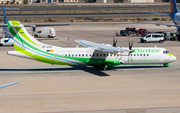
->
xmin=100 ymin=54 xmax=102 ymax=56
xmin=65 ymin=54 xmax=67 ymax=57
xmin=104 ymin=54 xmax=106 ymax=56
xmin=75 ymin=54 xmax=77 ymax=57
xmin=144 ymin=54 xmax=146 ymax=56
xmin=96 ymin=54 xmax=98 ymax=57
xmin=140 ymin=54 xmax=142 ymax=56
xmin=69 ymin=54 xmax=71 ymax=57
xmin=134 ymin=54 xmax=136 ymax=56
xmin=137 ymin=54 xmax=139 ymax=56
xmin=72 ymin=54 xmax=74 ymax=57
xmin=131 ymin=54 xmax=132 ymax=56
xmin=82 ymin=54 xmax=84 ymax=57
xmin=89 ymin=54 xmax=91 ymax=57
xmin=147 ymin=54 xmax=149 ymax=56
xmin=86 ymin=54 xmax=88 ymax=57
xmin=93 ymin=54 xmax=95 ymax=56
xmin=79 ymin=54 xmax=81 ymax=57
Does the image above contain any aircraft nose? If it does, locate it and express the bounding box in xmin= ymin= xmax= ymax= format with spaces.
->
xmin=173 ymin=56 xmax=177 ymax=61
xmin=167 ymin=53 xmax=177 ymax=62
xmin=169 ymin=53 xmax=177 ymax=62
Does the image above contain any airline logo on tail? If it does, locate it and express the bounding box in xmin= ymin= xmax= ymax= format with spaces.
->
xmin=170 ymin=0 xmax=179 ymax=13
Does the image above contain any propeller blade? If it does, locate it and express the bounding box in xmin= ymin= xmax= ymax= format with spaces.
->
xmin=115 ymin=38 xmax=117 ymax=47
xmin=113 ymin=37 xmax=117 ymax=47
xmin=130 ymin=40 xmax=133 ymax=50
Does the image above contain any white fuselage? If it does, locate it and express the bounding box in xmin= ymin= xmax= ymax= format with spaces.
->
xmin=8 ymin=46 xmax=176 ymax=66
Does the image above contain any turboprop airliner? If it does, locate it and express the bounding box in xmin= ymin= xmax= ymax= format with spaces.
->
xmin=122 ymin=0 xmax=180 ymax=34
xmin=3 ymin=21 xmax=176 ymax=70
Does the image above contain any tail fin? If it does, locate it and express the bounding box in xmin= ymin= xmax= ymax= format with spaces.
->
xmin=3 ymin=5 xmax=7 ymax=24
xmin=7 ymin=21 xmax=43 ymax=51
xmin=170 ymin=0 xmax=179 ymax=13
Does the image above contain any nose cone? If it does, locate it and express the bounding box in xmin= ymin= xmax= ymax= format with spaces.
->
xmin=168 ymin=53 xmax=177 ymax=62
xmin=172 ymin=56 xmax=177 ymax=61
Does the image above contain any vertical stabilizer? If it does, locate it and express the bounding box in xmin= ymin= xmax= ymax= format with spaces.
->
xmin=7 ymin=21 xmax=43 ymax=51
xmin=170 ymin=0 xmax=179 ymax=13
xmin=3 ymin=5 xmax=7 ymax=24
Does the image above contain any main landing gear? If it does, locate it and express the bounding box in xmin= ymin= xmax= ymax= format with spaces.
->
xmin=94 ymin=65 xmax=108 ymax=71
xmin=163 ymin=63 xmax=169 ymax=67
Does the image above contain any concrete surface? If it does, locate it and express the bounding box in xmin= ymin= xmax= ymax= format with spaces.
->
xmin=0 ymin=22 xmax=180 ymax=113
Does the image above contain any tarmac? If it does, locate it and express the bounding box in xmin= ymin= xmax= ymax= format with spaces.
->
xmin=0 ymin=22 xmax=180 ymax=113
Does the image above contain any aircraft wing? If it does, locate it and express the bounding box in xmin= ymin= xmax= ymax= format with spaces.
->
xmin=0 ymin=81 xmax=19 ymax=89
xmin=75 ymin=39 xmax=130 ymax=54
xmin=147 ymin=12 xmax=170 ymax=16
xmin=0 ymin=23 xmax=70 ymax=27
xmin=123 ymin=21 xmax=180 ymax=27
xmin=24 ymin=24 xmax=70 ymax=27
xmin=119 ymin=12 xmax=178 ymax=27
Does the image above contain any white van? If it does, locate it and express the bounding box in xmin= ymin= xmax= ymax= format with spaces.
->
xmin=34 ymin=28 xmax=55 ymax=38
xmin=0 ymin=38 xmax=13 ymax=46
xmin=140 ymin=34 xmax=164 ymax=43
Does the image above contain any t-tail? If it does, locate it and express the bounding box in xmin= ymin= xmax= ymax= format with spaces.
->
xmin=7 ymin=21 xmax=62 ymax=64
xmin=170 ymin=0 xmax=180 ymax=14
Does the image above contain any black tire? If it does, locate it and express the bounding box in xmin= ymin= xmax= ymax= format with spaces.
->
xmin=102 ymin=66 xmax=106 ymax=71
xmin=143 ymin=40 xmax=147 ymax=43
xmin=173 ymin=37 xmax=176 ymax=41
xmin=0 ymin=44 xmax=3 ymax=46
xmin=48 ymin=35 xmax=51 ymax=38
xmin=159 ymin=40 xmax=163 ymax=43
xmin=35 ymin=35 xmax=38 ymax=38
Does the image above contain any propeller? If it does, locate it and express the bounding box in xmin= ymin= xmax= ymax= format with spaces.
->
xmin=128 ymin=39 xmax=134 ymax=63
xmin=128 ymin=39 xmax=134 ymax=53
xmin=112 ymin=37 xmax=117 ymax=47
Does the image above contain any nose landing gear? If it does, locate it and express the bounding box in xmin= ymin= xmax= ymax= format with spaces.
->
xmin=163 ymin=63 xmax=169 ymax=67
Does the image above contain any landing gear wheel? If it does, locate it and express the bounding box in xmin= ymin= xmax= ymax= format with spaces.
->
xmin=159 ymin=40 xmax=163 ymax=43
xmin=101 ymin=65 xmax=108 ymax=71
xmin=102 ymin=66 xmax=107 ymax=71
xmin=163 ymin=63 xmax=169 ymax=67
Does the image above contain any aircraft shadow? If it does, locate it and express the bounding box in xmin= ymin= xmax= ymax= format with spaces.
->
xmin=0 ymin=66 xmax=164 ymax=76
xmin=110 ymin=65 xmax=164 ymax=70
xmin=0 ymin=66 xmax=110 ymax=77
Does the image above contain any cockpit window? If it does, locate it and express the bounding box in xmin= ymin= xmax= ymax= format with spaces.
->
xmin=163 ymin=50 xmax=169 ymax=54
